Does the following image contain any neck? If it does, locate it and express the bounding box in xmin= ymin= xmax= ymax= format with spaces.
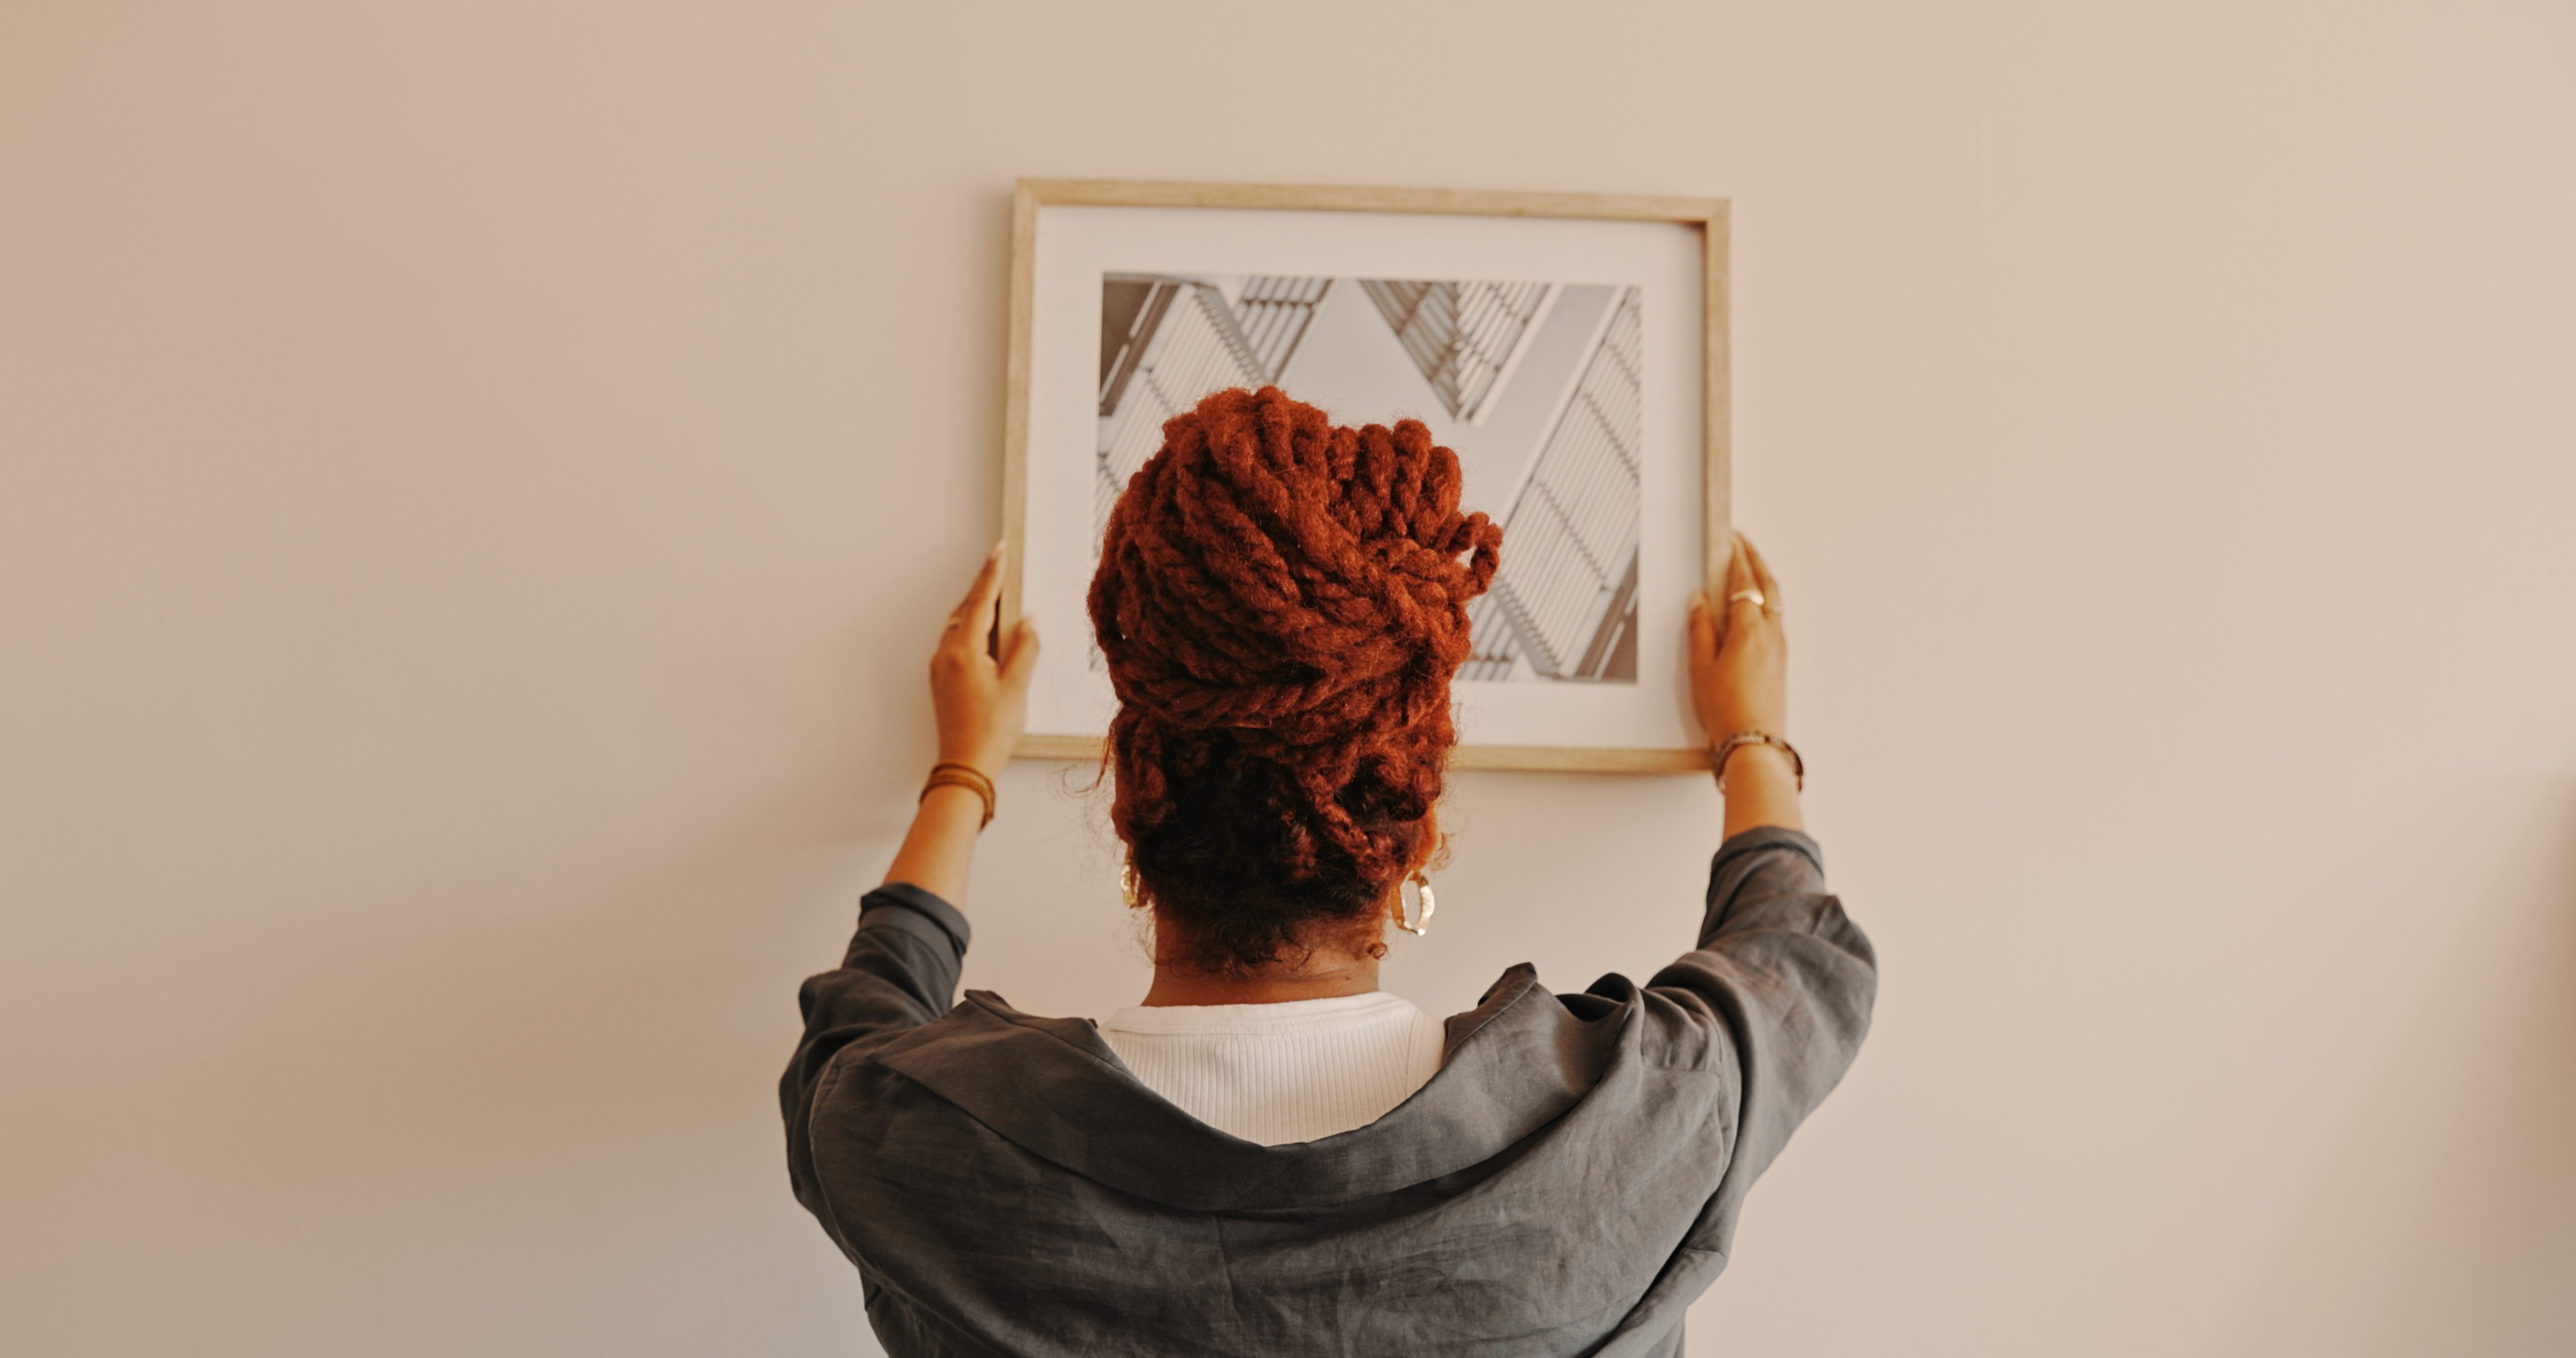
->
xmin=1139 ymin=951 xmax=1380 ymax=1007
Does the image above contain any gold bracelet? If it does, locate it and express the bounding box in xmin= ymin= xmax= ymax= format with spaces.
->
xmin=919 ymin=761 xmax=996 ymax=829
xmin=1711 ymin=731 xmax=1804 ymax=792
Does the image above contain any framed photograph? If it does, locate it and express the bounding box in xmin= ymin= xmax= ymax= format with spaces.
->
xmin=1000 ymin=179 xmax=1728 ymax=773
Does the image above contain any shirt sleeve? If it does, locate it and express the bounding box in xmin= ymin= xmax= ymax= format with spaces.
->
xmin=1645 ymin=824 xmax=1878 ymax=1257
xmin=779 ymin=880 xmax=972 ymax=1223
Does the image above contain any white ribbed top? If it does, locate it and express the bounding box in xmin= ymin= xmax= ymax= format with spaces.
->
xmin=1095 ymin=991 xmax=1448 ymax=1146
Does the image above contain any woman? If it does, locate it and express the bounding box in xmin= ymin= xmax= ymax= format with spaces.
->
xmin=782 ymin=386 xmax=1876 ymax=1356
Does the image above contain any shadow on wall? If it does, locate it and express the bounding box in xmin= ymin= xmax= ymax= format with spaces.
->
xmin=2224 ymin=781 xmax=2576 ymax=1357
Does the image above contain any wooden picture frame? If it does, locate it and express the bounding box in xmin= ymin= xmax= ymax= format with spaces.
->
xmin=1001 ymin=178 xmax=1729 ymax=773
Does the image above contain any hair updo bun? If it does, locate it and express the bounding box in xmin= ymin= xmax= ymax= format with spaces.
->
xmin=1088 ymin=385 xmax=1503 ymax=974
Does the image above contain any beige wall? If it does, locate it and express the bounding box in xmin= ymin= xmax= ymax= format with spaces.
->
xmin=6 ymin=3 xmax=2572 ymax=1354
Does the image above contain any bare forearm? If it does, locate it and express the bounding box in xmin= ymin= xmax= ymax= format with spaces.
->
xmin=882 ymin=784 xmax=984 ymax=905
xmin=1719 ymin=744 xmax=1805 ymax=839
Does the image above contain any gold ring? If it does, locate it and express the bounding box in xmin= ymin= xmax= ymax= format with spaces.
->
xmin=1727 ymin=588 xmax=1765 ymax=609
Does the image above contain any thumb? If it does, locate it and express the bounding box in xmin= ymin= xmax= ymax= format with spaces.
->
xmin=999 ymin=616 xmax=1041 ymax=691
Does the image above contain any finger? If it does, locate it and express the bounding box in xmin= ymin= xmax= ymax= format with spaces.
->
xmin=952 ymin=539 xmax=1006 ymax=646
xmin=1688 ymin=590 xmax=1719 ymax=660
xmin=1723 ymin=531 xmax=1763 ymax=616
xmin=999 ymin=616 xmax=1041 ymax=691
xmin=1740 ymin=533 xmax=1782 ymax=614
xmin=1723 ymin=532 xmax=1752 ymax=597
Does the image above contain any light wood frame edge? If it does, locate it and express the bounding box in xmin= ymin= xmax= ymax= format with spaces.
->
xmin=999 ymin=178 xmax=1729 ymax=775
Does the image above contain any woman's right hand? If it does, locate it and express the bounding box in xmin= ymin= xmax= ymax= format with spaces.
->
xmin=1687 ymin=531 xmax=1787 ymax=742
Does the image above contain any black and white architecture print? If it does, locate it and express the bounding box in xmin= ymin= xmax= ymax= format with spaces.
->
xmin=1095 ymin=273 xmax=1643 ymax=684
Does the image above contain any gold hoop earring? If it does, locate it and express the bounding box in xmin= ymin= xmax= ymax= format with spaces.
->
xmin=1119 ymin=856 xmax=1141 ymax=910
xmin=1396 ymin=868 xmax=1435 ymax=937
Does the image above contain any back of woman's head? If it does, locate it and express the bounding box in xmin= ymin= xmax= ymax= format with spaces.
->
xmin=1087 ymin=385 xmax=1504 ymax=975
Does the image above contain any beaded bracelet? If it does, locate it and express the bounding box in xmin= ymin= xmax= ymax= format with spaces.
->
xmin=919 ymin=761 xmax=996 ymax=829
xmin=1711 ymin=731 xmax=1804 ymax=792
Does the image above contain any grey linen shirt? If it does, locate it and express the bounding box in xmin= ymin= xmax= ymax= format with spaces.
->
xmin=782 ymin=825 xmax=1877 ymax=1356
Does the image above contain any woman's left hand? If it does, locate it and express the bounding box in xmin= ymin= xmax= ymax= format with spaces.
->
xmin=928 ymin=541 xmax=1040 ymax=776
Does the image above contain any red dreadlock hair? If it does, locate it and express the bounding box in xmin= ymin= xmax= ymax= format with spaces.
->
xmin=1087 ymin=385 xmax=1504 ymax=974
